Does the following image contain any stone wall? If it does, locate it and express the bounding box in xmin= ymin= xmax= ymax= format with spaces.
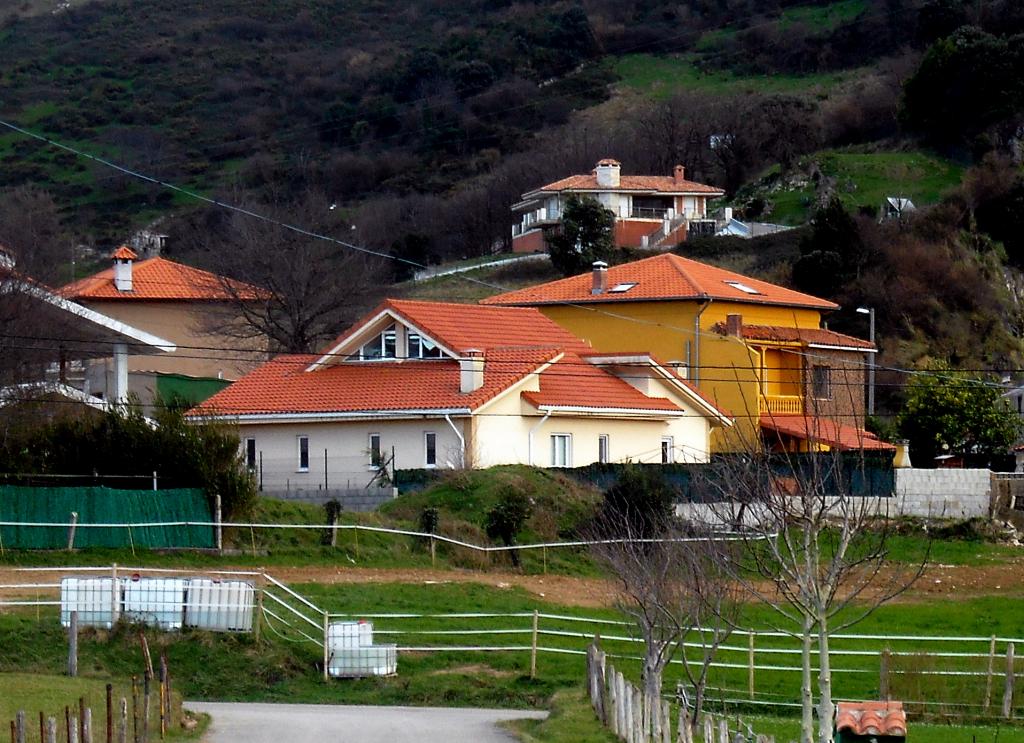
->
xmin=260 ymin=487 xmax=398 ymax=512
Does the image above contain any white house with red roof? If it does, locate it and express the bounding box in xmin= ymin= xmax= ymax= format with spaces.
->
xmin=190 ymin=299 xmax=732 ymax=491
xmin=60 ymin=247 xmax=268 ymax=408
xmin=511 ymin=159 xmax=725 ymax=253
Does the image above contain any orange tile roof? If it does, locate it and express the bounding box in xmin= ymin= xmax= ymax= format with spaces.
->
xmin=192 ymin=347 xmax=692 ymax=418
xmin=110 ymin=245 xmax=138 ymax=260
xmin=712 ymin=323 xmax=874 ymax=350
xmin=760 ymin=415 xmax=896 ymax=451
xmin=60 ymin=257 xmax=267 ymax=301
xmin=522 ymin=352 xmax=680 ymax=412
xmin=836 ymin=701 xmax=906 ymax=737
xmin=482 ymin=253 xmax=838 ymax=310
xmin=529 ymin=174 xmax=724 ymax=196
xmin=320 ymin=299 xmax=594 ymax=358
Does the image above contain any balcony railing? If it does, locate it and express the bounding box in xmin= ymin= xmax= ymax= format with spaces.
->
xmin=760 ymin=395 xmax=804 ymax=415
xmin=630 ymin=206 xmax=670 ymax=219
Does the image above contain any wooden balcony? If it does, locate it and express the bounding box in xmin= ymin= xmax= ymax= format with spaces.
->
xmin=760 ymin=394 xmax=804 ymax=415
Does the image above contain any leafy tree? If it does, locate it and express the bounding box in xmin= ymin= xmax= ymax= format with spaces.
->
xmin=546 ymin=195 xmax=616 ymax=277
xmin=792 ymin=196 xmax=868 ymax=297
xmin=900 ymin=27 xmax=1024 ymax=149
xmin=0 ymin=403 xmax=256 ymax=519
xmin=598 ymin=465 xmax=676 ymax=540
xmin=896 ymin=365 xmax=1022 ymax=465
xmin=975 ymin=177 xmax=1024 ymax=266
xmin=484 ymin=485 xmax=533 ymax=566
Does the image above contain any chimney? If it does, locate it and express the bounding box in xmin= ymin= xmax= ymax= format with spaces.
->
xmin=459 ymin=349 xmax=485 ymax=393
xmin=725 ymin=313 xmax=743 ymax=337
xmin=591 ymin=261 xmax=608 ymax=295
xmin=673 ymin=165 xmax=685 ymax=185
xmin=111 ymin=245 xmax=138 ymax=292
xmin=595 ymin=158 xmax=621 ymax=188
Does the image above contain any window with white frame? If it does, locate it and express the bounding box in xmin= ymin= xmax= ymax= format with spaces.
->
xmin=424 ymin=432 xmax=437 ymax=467
xmin=661 ymin=436 xmax=674 ymax=464
xmin=297 ymin=436 xmax=310 ymax=472
xmin=245 ymin=438 xmax=257 ymax=471
xmin=355 ymin=325 xmax=398 ymax=360
xmin=407 ymin=331 xmax=444 ymax=359
xmin=550 ymin=434 xmax=572 ymax=467
xmin=598 ymin=434 xmax=610 ymax=464
xmin=368 ymin=433 xmax=382 ymax=469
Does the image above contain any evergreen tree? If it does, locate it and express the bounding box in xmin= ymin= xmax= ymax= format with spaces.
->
xmin=546 ymin=195 xmax=616 ymax=277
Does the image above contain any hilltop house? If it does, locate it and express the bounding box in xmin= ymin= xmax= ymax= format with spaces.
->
xmin=60 ymin=247 xmax=268 ymax=408
xmin=511 ymin=159 xmax=725 ymax=254
xmin=190 ymin=299 xmax=732 ymax=491
xmin=483 ymin=254 xmax=889 ymax=454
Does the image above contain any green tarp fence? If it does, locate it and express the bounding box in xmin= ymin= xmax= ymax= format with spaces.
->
xmin=0 ymin=486 xmax=214 ymax=549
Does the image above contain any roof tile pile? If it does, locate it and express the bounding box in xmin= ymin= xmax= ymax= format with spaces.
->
xmin=836 ymin=701 xmax=907 ymax=737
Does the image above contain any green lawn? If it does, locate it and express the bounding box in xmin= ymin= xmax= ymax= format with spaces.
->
xmin=613 ymin=54 xmax=863 ymax=99
xmin=757 ymin=149 xmax=965 ymax=225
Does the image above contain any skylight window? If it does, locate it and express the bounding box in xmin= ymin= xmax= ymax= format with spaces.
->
xmin=724 ymin=280 xmax=761 ymax=295
xmin=609 ymin=282 xmax=637 ymax=293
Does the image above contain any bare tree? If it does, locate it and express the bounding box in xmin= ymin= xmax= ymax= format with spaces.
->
xmin=589 ymin=467 xmax=740 ymax=740
xmin=178 ymin=190 xmax=391 ymax=354
xmin=700 ymin=413 xmax=927 ymax=743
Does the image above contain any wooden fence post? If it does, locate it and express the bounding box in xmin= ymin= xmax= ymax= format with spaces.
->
xmin=46 ymin=718 xmax=56 ymax=743
xmin=661 ymin=700 xmax=671 ymax=743
xmin=985 ymin=635 xmax=997 ymax=713
xmin=39 ymin=711 xmax=44 ymax=743
xmin=718 ymin=717 xmax=729 ymax=743
xmin=703 ymin=714 xmax=714 ymax=743
xmin=1003 ymin=642 xmax=1016 ymax=719
xmin=118 ymin=700 xmax=126 ymax=743
xmin=68 ymin=717 xmax=77 ymax=743
xmin=77 ymin=699 xmax=85 ymax=743
xmin=67 ymin=612 xmax=78 ymax=677
xmin=15 ymin=711 xmax=24 ymax=743
xmin=66 ymin=513 xmax=78 ymax=551
xmin=106 ymin=684 xmax=112 ymax=743
xmin=748 ymin=633 xmax=756 ymax=700
xmin=595 ymin=646 xmax=607 ymax=725
xmin=322 ymin=612 xmax=330 ymax=682
xmin=82 ymin=708 xmax=91 ymax=743
xmin=130 ymin=678 xmax=138 ymax=743
xmin=214 ymin=493 xmax=223 ymax=553
xmin=606 ymin=663 xmax=617 ymax=737
xmin=530 ymin=610 xmax=539 ymax=679
xmin=880 ymin=647 xmax=891 ymax=701
xmin=64 ymin=706 xmax=70 ymax=743
xmin=617 ymin=672 xmax=628 ymax=742
xmin=142 ymin=673 xmax=150 ymax=743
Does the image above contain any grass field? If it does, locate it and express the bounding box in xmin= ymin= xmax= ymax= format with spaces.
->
xmin=751 ymin=149 xmax=965 ymax=225
xmin=613 ymin=54 xmax=863 ymax=99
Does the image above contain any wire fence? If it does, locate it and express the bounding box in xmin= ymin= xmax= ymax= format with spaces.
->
xmin=2 ymin=565 xmax=1022 ymax=721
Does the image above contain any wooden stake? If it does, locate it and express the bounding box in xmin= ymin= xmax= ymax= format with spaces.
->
xmin=118 ymin=700 xmax=126 ymax=743
xmin=39 ymin=711 xmax=44 ymax=743
xmin=46 ymin=718 xmax=56 ymax=743
xmin=105 ymin=685 xmax=112 ymax=743
xmin=142 ymin=674 xmax=150 ymax=743
xmin=1003 ymin=642 xmax=1016 ymax=719
xmin=64 ymin=707 xmax=70 ymax=743
xmin=138 ymin=635 xmax=153 ymax=679
xmin=159 ymin=656 xmax=166 ymax=739
xmin=77 ymin=700 xmax=84 ymax=743
xmin=66 ymin=512 xmax=78 ymax=551
xmin=529 ymin=610 xmax=539 ymax=679
xmin=986 ymin=635 xmax=997 ymax=712
xmin=15 ymin=711 xmax=24 ymax=743
xmin=67 ymin=612 xmax=78 ymax=678
xmin=130 ymin=678 xmax=138 ymax=743
xmin=82 ymin=709 xmax=91 ymax=743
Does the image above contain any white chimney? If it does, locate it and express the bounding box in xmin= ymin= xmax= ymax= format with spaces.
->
xmin=591 ymin=261 xmax=608 ymax=295
xmin=459 ymin=350 xmax=485 ymax=393
xmin=111 ymin=245 xmax=138 ymax=292
xmin=595 ymin=158 xmax=620 ymax=188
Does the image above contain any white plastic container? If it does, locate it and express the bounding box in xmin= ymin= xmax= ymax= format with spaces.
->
xmin=328 ymin=620 xmax=373 ymax=649
xmin=328 ymin=645 xmax=397 ymax=678
xmin=60 ymin=577 xmax=121 ymax=629
xmin=184 ymin=579 xmax=255 ymax=632
xmin=123 ymin=577 xmax=187 ymax=630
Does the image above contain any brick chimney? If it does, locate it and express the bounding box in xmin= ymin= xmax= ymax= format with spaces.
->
xmin=595 ymin=158 xmax=621 ymax=188
xmin=111 ymin=245 xmax=138 ymax=292
xmin=591 ymin=261 xmax=608 ymax=295
xmin=459 ymin=349 xmax=485 ymax=393
xmin=725 ymin=313 xmax=743 ymax=337
xmin=673 ymin=165 xmax=686 ymax=185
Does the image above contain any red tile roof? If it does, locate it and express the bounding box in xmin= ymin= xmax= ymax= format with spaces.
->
xmin=60 ymin=257 xmax=267 ymax=302
xmin=529 ymin=173 xmax=724 ymax=196
xmin=319 ymin=299 xmax=594 ymax=360
xmin=482 ymin=253 xmax=838 ymax=310
xmin=193 ymin=348 xmax=695 ymax=418
xmin=110 ymin=245 xmax=138 ymax=260
xmin=836 ymin=701 xmax=906 ymax=737
xmin=761 ymin=415 xmax=896 ymax=451
xmin=712 ymin=323 xmax=874 ymax=350
xmin=522 ymin=352 xmax=680 ymax=412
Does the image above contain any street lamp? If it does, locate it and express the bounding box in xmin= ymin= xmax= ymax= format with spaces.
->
xmin=856 ymin=307 xmax=875 ymax=416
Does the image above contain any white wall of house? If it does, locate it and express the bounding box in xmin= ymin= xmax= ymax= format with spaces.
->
xmin=239 ymin=418 xmax=468 ymax=491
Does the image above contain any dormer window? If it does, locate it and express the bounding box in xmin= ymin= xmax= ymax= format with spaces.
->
xmin=355 ymin=325 xmax=398 ymax=360
xmin=407 ymin=331 xmax=443 ymax=359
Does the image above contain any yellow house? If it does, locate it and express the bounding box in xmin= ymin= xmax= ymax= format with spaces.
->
xmin=482 ymin=253 xmax=891 ymax=453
